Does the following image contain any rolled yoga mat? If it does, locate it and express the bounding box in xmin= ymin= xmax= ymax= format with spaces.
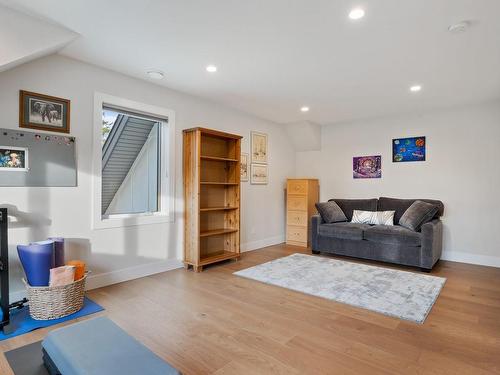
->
xmin=17 ymin=240 xmax=55 ymax=287
xmin=48 ymin=237 xmax=65 ymax=267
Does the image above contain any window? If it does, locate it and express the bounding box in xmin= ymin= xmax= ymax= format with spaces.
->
xmin=92 ymin=93 xmax=175 ymax=229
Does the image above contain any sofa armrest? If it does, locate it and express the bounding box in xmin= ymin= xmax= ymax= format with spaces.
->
xmin=311 ymin=215 xmax=323 ymax=251
xmin=420 ymin=219 xmax=443 ymax=269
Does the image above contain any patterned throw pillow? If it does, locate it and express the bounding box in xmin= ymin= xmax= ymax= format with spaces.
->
xmin=399 ymin=200 xmax=439 ymax=231
xmin=315 ymin=201 xmax=347 ymax=223
xmin=351 ymin=210 xmax=395 ymax=226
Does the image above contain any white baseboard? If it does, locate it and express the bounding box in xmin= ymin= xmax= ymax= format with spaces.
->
xmin=441 ymin=251 xmax=500 ymax=268
xmin=85 ymin=259 xmax=184 ymax=290
xmin=241 ymin=235 xmax=285 ymax=253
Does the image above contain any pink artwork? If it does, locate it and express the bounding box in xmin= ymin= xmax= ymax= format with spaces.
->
xmin=353 ymin=155 xmax=381 ymax=179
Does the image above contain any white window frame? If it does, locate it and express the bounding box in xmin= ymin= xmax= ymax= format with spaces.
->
xmin=92 ymin=92 xmax=175 ymax=229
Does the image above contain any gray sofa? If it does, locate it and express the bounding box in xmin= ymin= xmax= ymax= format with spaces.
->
xmin=311 ymin=197 xmax=444 ymax=271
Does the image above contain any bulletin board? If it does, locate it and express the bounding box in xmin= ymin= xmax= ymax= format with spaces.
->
xmin=0 ymin=128 xmax=77 ymax=187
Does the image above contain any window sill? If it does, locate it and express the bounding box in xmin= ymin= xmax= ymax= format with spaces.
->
xmin=93 ymin=212 xmax=173 ymax=230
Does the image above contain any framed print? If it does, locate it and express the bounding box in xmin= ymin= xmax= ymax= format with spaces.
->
xmin=251 ymin=131 xmax=268 ymax=164
xmin=392 ymin=136 xmax=426 ymax=162
xmin=241 ymin=152 xmax=249 ymax=182
xmin=251 ymin=163 xmax=268 ymax=184
xmin=353 ymin=155 xmax=381 ymax=179
xmin=20 ymin=90 xmax=71 ymax=133
xmin=0 ymin=146 xmax=29 ymax=171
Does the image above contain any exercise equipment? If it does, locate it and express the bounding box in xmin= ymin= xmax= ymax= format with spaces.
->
xmin=17 ymin=240 xmax=55 ymax=287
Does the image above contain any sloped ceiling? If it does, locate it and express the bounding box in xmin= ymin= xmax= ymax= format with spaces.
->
xmin=0 ymin=4 xmax=77 ymax=72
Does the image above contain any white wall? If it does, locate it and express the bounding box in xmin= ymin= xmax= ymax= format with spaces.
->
xmin=296 ymin=101 xmax=500 ymax=267
xmin=0 ymin=55 xmax=295 ymax=298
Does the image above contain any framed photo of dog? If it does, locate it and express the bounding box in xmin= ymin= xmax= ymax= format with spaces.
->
xmin=19 ymin=90 xmax=71 ymax=133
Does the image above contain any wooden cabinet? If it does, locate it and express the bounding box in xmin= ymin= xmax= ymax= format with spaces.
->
xmin=183 ymin=127 xmax=242 ymax=272
xmin=286 ymin=179 xmax=319 ymax=248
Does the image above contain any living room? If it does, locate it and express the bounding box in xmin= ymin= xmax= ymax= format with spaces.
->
xmin=0 ymin=1 xmax=499 ymax=374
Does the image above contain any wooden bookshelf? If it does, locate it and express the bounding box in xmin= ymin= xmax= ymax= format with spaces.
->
xmin=183 ymin=127 xmax=242 ymax=272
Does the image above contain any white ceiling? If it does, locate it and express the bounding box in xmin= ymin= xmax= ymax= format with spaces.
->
xmin=1 ymin=0 xmax=499 ymax=125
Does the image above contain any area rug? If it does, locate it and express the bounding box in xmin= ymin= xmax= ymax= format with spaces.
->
xmin=234 ymin=253 xmax=446 ymax=323
xmin=4 ymin=341 xmax=47 ymax=375
xmin=0 ymin=297 xmax=104 ymax=341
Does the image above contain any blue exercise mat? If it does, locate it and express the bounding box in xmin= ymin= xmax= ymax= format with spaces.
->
xmin=0 ymin=297 xmax=104 ymax=341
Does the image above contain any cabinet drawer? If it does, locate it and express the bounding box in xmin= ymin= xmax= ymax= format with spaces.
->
xmin=287 ymin=225 xmax=307 ymax=242
xmin=287 ymin=195 xmax=307 ymax=211
xmin=287 ymin=210 xmax=308 ymax=226
xmin=287 ymin=180 xmax=307 ymax=196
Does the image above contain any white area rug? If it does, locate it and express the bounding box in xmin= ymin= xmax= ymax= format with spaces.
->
xmin=234 ymin=253 xmax=446 ymax=324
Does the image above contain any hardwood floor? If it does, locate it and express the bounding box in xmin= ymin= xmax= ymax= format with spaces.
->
xmin=2 ymin=244 xmax=500 ymax=374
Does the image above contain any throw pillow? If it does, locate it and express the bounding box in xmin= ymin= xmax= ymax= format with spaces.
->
xmin=351 ymin=210 xmax=395 ymax=226
xmin=315 ymin=201 xmax=347 ymax=223
xmin=399 ymin=200 xmax=439 ymax=231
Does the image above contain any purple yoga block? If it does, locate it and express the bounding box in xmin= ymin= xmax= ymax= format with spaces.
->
xmin=17 ymin=240 xmax=55 ymax=287
xmin=48 ymin=237 xmax=65 ymax=267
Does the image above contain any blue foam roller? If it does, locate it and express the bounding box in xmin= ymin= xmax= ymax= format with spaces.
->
xmin=48 ymin=237 xmax=65 ymax=267
xmin=17 ymin=240 xmax=55 ymax=286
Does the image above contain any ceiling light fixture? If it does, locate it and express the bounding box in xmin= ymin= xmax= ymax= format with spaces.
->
xmin=300 ymin=106 xmax=310 ymax=112
xmin=448 ymin=21 xmax=470 ymax=34
xmin=146 ymin=70 xmax=164 ymax=80
xmin=409 ymin=85 xmax=422 ymax=92
xmin=349 ymin=8 xmax=365 ymax=20
xmin=206 ymin=65 xmax=217 ymax=73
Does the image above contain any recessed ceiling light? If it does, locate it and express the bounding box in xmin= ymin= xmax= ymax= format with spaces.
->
xmin=448 ymin=21 xmax=470 ymax=34
xmin=349 ymin=8 xmax=365 ymax=20
xmin=206 ymin=65 xmax=217 ymax=73
xmin=146 ymin=70 xmax=164 ymax=80
xmin=409 ymin=85 xmax=422 ymax=92
xmin=300 ymin=106 xmax=310 ymax=112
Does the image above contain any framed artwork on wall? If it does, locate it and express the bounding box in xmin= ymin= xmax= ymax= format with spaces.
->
xmin=0 ymin=146 xmax=29 ymax=171
xmin=353 ymin=155 xmax=381 ymax=179
xmin=241 ymin=152 xmax=249 ymax=182
xmin=392 ymin=136 xmax=426 ymax=162
xmin=251 ymin=131 xmax=267 ymax=164
xmin=19 ymin=90 xmax=71 ymax=134
xmin=250 ymin=163 xmax=268 ymax=184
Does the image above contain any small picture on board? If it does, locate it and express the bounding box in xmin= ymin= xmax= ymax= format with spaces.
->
xmin=251 ymin=131 xmax=268 ymax=164
xmin=20 ymin=90 xmax=71 ymax=134
xmin=251 ymin=163 xmax=268 ymax=184
xmin=353 ymin=155 xmax=381 ymax=179
xmin=392 ymin=136 xmax=426 ymax=162
xmin=0 ymin=146 xmax=28 ymax=171
xmin=241 ymin=152 xmax=249 ymax=182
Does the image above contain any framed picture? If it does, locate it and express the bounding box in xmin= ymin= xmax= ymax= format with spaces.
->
xmin=353 ymin=155 xmax=381 ymax=179
xmin=251 ymin=131 xmax=268 ymax=164
xmin=250 ymin=163 xmax=268 ymax=184
xmin=392 ymin=136 xmax=426 ymax=162
xmin=240 ymin=152 xmax=249 ymax=182
xmin=20 ymin=90 xmax=71 ymax=133
xmin=0 ymin=146 xmax=29 ymax=171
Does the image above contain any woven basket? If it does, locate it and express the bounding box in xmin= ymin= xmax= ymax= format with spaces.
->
xmin=23 ymin=273 xmax=88 ymax=320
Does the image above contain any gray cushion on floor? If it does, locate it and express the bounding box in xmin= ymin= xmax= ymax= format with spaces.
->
xmin=399 ymin=200 xmax=439 ymax=231
xmin=42 ymin=317 xmax=181 ymax=375
xmin=315 ymin=201 xmax=347 ymax=223
xmin=364 ymin=225 xmax=422 ymax=247
xmin=318 ymin=222 xmax=371 ymax=240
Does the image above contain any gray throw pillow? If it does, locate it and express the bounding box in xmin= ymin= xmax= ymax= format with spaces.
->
xmin=399 ymin=200 xmax=439 ymax=231
xmin=315 ymin=201 xmax=347 ymax=223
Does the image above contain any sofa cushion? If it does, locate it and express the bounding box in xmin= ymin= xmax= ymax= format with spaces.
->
xmin=327 ymin=199 xmax=378 ymax=221
xmin=351 ymin=210 xmax=395 ymax=226
xmin=315 ymin=201 xmax=347 ymax=223
xmin=364 ymin=225 xmax=422 ymax=247
xmin=318 ymin=222 xmax=371 ymax=240
xmin=399 ymin=200 xmax=439 ymax=231
xmin=378 ymin=197 xmax=444 ymax=223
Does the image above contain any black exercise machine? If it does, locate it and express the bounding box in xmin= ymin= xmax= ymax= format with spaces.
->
xmin=0 ymin=208 xmax=28 ymax=334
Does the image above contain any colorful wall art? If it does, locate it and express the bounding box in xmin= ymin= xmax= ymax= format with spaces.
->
xmin=353 ymin=155 xmax=381 ymax=179
xmin=392 ymin=136 xmax=426 ymax=162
